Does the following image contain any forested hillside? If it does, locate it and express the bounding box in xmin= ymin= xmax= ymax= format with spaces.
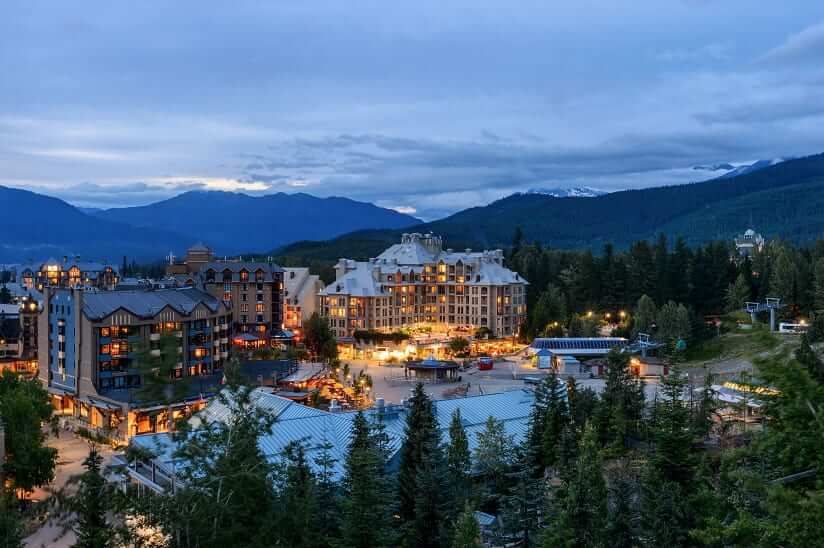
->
xmin=275 ymin=152 xmax=824 ymax=261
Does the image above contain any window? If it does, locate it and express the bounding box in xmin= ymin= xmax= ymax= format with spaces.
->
xmin=256 ymin=303 xmax=265 ymax=313
xmin=256 ymin=293 xmax=263 ymax=302
xmin=240 ymin=270 xmax=249 ymax=282
xmin=241 ymin=293 xmax=248 ymax=302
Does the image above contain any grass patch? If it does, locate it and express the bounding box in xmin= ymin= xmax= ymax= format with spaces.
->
xmin=684 ymin=325 xmax=781 ymax=364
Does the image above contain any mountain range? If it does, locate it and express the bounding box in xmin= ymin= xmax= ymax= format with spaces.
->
xmin=2 ymin=153 xmax=822 ymax=264
xmin=275 ymin=152 xmax=824 ymax=261
xmin=0 ymin=189 xmax=420 ymax=262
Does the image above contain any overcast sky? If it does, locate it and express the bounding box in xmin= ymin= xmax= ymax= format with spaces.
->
xmin=2 ymin=1 xmax=824 ymax=220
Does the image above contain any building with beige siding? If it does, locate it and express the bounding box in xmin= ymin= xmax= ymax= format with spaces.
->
xmin=320 ymin=233 xmax=527 ymax=339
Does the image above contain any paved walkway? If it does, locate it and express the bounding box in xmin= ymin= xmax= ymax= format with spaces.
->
xmin=24 ymin=431 xmax=115 ymax=548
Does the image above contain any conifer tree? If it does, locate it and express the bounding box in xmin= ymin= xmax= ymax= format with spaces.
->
xmin=314 ymin=440 xmax=341 ymax=542
xmin=814 ymin=257 xmax=824 ymax=312
xmin=397 ymin=383 xmax=445 ymax=537
xmin=605 ymin=464 xmax=639 ymax=548
xmin=277 ymin=441 xmax=321 ymax=548
xmin=545 ymin=423 xmax=607 ymax=547
xmin=595 ymin=351 xmax=645 ymax=451
xmin=795 ymin=334 xmax=824 ymax=383
xmin=541 ymin=373 xmax=571 ymax=469
xmin=502 ymin=445 xmax=545 ymax=547
xmin=411 ymin=446 xmax=448 ymax=548
xmin=474 ymin=416 xmax=514 ymax=506
xmin=72 ymin=446 xmax=110 ymax=548
xmin=725 ymin=273 xmax=751 ymax=313
xmin=446 ymin=409 xmax=471 ymax=507
xmin=340 ymin=412 xmax=392 ymax=548
xmin=451 ymin=504 xmax=481 ymax=548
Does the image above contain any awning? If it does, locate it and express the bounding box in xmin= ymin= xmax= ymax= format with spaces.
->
xmin=271 ymin=329 xmax=295 ymax=339
xmin=48 ymin=385 xmax=74 ymax=397
xmin=81 ymin=396 xmax=123 ymax=411
xmin=233 ymin=333 xmax=260 ymax=342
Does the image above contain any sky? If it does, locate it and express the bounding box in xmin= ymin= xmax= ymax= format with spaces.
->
xmin=2 ymin=1 xmax=824 ymax=221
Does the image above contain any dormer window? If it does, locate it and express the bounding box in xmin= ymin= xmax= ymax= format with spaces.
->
xmin=255 ymin=269 xmax=264 ymax=282
xmin=205 ymin=269 xmax=216 ymax=282
xmin=240 ymin=269 xmax=249 ymax=282
xmin=222 ymin=269 xmax=232 ymax=282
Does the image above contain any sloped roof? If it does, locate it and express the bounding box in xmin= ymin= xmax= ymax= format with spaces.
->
xmin=377 ymin=241 xmax=437 ymax=265
xmin=132 ymin=387 xmax=535 ymax=482
xmin=320 ymin=262 xmax=384 ymax=297
xmin=81 ymin=287 xmax=225 ymax=320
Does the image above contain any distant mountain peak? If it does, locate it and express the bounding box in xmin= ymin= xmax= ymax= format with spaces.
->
xmin=692 ymin=157 xmax=794 ymax=180
xmin=521 ymin=186 xmax=608 ymax=198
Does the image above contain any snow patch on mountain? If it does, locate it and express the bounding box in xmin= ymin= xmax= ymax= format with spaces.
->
xmin=523 ymin=186 xmax=608 ymax=198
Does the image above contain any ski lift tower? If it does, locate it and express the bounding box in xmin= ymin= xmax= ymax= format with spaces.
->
xmin=744 ymin=298 xmax=783 ymax=331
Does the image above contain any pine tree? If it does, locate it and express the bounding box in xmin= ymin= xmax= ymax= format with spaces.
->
xmin=725 ymin=273 xmax=751 ymax=313
xmin=605 ymin=464 xmax=639 ymax=548
xmin=795 ymin=334 xmax=824 ymax=383
xmin=72 ymin=446 xmax=109 ymax=548
xmin=640 ymin=368 xmax=697 ymax=545
xmin=633 ymin=294 xmax=657 ymax=337
xmin=503 ymin=445 xmax=546 ymax=547
xmin=541 ymin=372 xmax=571 ymax=469
xmin=451 ymin=504 xmax=481 ymax=548
xmin=411 ymin=446 xmax=448 ymax=548
xmin=474 ymin=416 xmax=514 ymax=506
xmin=446 ymin=409 xmax=471 ymax=507
xmin=545 ymin=423 xmax=607 ymax=547
xmin=595 ymin=351 xmax=645 ymax=451
xmin=814 ymin=257 xmax=824 ymax=312
xmin=340 ymin=412 xmax=392 ymax=548
xmin=277 ymin=441 xmax=321 ymax=548
xmin=314 ymin=440 xmax=341 ymax=542
xmin=398 ymin=383 xmax=446 ymax=527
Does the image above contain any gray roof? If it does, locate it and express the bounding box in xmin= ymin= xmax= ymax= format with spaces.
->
xmin=200 ymin=262 xmax=283 ymax=282
xmin=133 ymin=387 xmax=535 ymax=482
xmin=81 ymin=287 xmax=226 ymax=321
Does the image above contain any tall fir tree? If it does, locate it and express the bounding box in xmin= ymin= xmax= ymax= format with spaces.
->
xmin=446 ymin=409 xmax=471 ymax=507
xmin=398 ymin=383 xmax=439 ymax=521
xmin=277 ymin=441 xmax=321 ymax=548
xmin=595 ymin=351 xmax=645 ymax=452
xmin=451 ymin=504 xmax=481 ymax=548
xmin=814 ymin=257 xmax=824 ymax=312
xmin=545 ymin=423 xmax=608 ymax=547
xmin=340 ymin=412 xmax=392 ymax=548
xmin=72 ymin=446 xmax=110 ymax=548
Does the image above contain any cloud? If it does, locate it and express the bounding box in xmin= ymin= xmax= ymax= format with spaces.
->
xmin=654 ymin=42 xmax=733 ymax=63
xmin=18 ymin=147 xmax=126 ymax=162
xmin=761 ymin=20 xmax=824 ymax=64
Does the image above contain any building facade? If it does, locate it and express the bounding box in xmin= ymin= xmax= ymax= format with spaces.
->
xmin=199 ymin=263 xmax=284 ymax=347
xmin=0 ymin=297 xmax=39 ymax=376
xmin=38 ymin=287 xmax=232 ymax=440
xmin=734 ymin=228 xmax=765 ymax=257
xmin=320 ymin=233 xmax=527 ymax=339
xmin=165 ymin=244 xmax=286 ymax=348
xmin=283 ymin=267 xmax=324 ymax=333
xmin=19 ymin=257 xmax=119 ymax=290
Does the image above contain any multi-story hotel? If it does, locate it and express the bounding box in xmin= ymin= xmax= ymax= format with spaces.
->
xmin=38 ymin=287 xmax=232 ymax=440
xmin=0 ymin=296 xmax=39 ymax=376
xmin=320 ymin=233 xmax=527 ymax=339
xmin=283 ymin=267 xmax=324 ymax=333
xmin=18 ymin=257 xmax=119 ymax=290
xmin=167 ymin=244 xmax=285 ymax=348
